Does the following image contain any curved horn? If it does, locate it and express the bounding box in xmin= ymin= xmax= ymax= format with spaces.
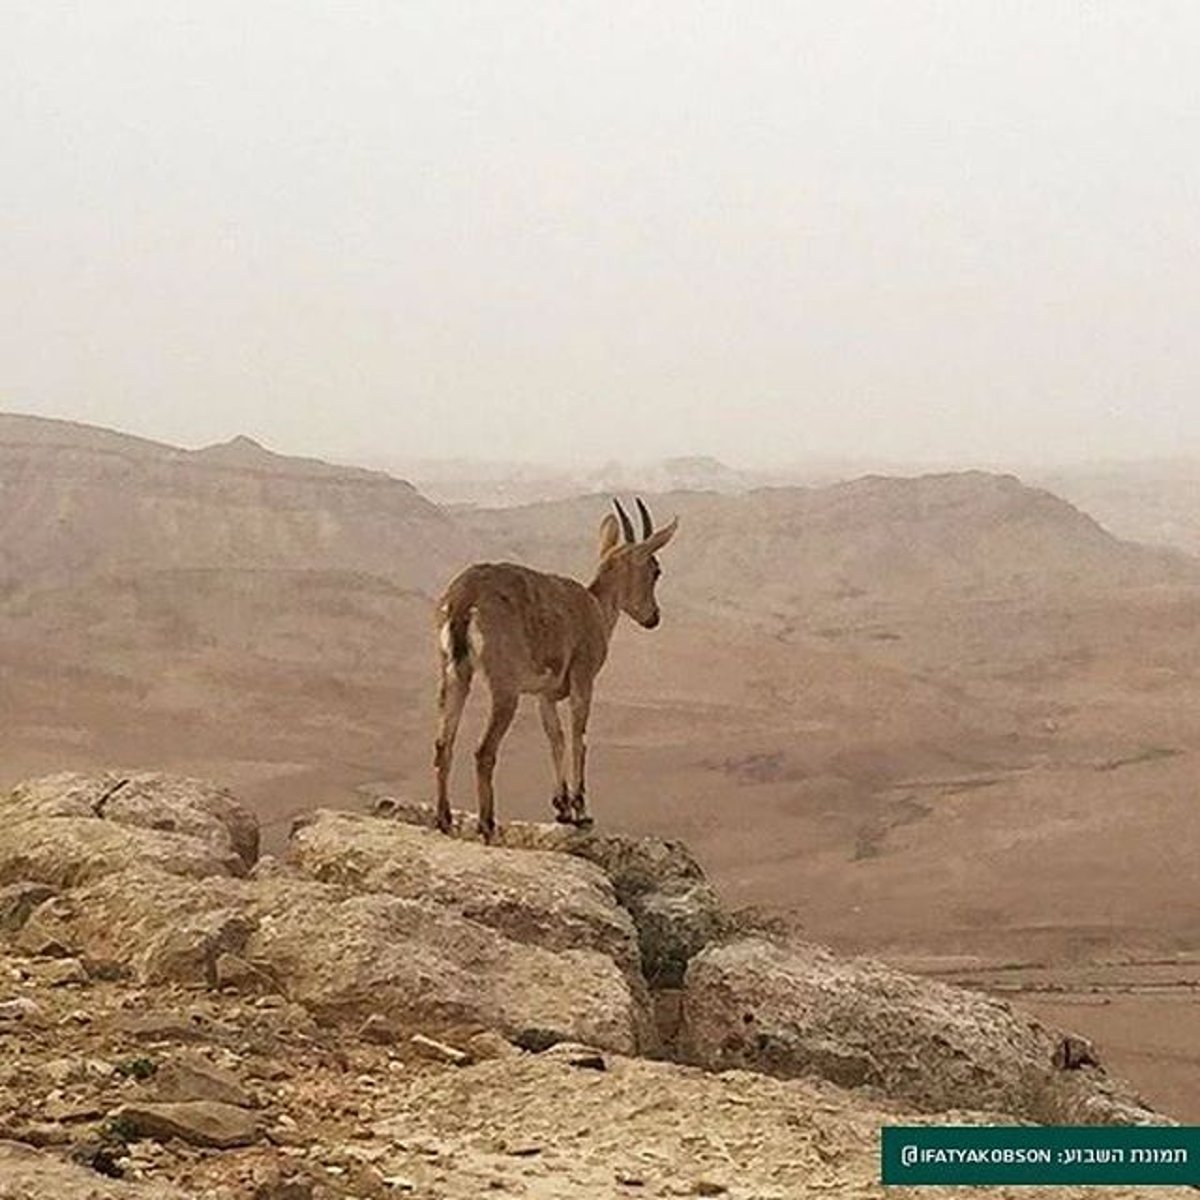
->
xmin=635 ymin=497 xmax=654 ymax=541
xmin=612 ymin=498 xmax=635 ymax=543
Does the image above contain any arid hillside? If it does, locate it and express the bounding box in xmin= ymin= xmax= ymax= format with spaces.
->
xmin=1032 ymin=462 xmax=1200 ymax=557
xmin=455 ymin=472 xmax=1196 ymax=621
xmin=3 ymin=415 xmax=1200 ymax=1120
xmin=0 ymin=414 xmax=471 ymax=592
xmin=389 ymin=454 xmax=1200 ymax=566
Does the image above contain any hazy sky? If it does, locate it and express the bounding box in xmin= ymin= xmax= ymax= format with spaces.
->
xmin=5 ymin=3 xmax=1200 ymax=467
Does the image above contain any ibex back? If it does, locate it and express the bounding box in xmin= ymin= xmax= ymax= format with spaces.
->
xmin=433 ymin=498 xmax=678 ymax=837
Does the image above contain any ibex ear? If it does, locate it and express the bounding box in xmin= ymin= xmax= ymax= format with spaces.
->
xmin=642 ymin=515 xmax=679 ymax=554
xmin=598 ymin=513 xmax=621 ymax=558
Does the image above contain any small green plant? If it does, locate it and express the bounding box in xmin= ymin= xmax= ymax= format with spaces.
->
xmin=114 ymin=1056 xmax=157 ymax=1081
xmin=100 ymin=1114 xmax=139 ymax=1144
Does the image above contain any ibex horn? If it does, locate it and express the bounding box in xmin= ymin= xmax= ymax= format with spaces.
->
xmin=612 ymin=498 xmax=636 ymax=543
xmin=635 ymin=497 xmax=654 ymax=540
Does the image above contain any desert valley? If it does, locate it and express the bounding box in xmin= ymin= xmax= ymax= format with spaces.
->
xmin=2 ymin=409 xmax=1199 ymax=1144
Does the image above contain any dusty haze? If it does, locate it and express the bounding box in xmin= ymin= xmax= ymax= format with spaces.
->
xmin=7 ymin=3 xmax=1200 ymax=465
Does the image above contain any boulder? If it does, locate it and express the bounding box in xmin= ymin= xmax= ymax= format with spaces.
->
xmin=114 ymin=1099 xmax=260 ymax=1148
xmin=289 ymin=809 xmax=644 ymax=979
xmin=680 ymin=937 xmax=1166 ymax=1126
xmin=22 ymin=870 xmax=255 ymax=987
xmin=0 ymin=772 xmax=260 ymax=887
xmin=0 ymin=818 xmax=244 ymax=888
xmin=246 ymin=875 xmax=654 ymax=1054
xmin=5 ymin=772 xmax=258 ymax=868
xmin=153 ymin=1052 xmax=257 ymax=1108
xmin=373 ymin=796 xmax=726 ymax=987
xmin=23 ymin=864 xmax=656 ymax=1056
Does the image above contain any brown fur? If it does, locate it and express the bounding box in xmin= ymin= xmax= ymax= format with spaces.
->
xmin=433 ymin=501 xmax=678 ymax=836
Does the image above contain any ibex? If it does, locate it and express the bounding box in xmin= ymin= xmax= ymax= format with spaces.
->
xmin=433 ymin=498 xmax=678 ymax=837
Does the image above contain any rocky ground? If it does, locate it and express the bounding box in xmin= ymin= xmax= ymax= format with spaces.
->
xmin=0 ymin=772 xmax=1186 ymax=1199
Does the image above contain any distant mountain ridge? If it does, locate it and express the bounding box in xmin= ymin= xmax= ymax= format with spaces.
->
xmin=586 ymin=455 xmax=758 ymax=495
xmin=1033 ymin=462 xmax=1200 ymax=557
xmin=3 ymin=413 xmax=1194 ymax=609
xmin=191 ymin=433 xmax=411 ymax=482
xmin=0 ymin=415 xmax=405 ymax=482
xmin=455 ymin=469 xmax=1199 ymax=613
xmin=381 ymin=453 xmax=801 ymax=507
xmin=0 ymin=413 xmax=469 ymax=591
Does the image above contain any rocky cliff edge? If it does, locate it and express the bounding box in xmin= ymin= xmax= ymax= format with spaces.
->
xmin=0 ymin=772 xmax=1177 ymax=1199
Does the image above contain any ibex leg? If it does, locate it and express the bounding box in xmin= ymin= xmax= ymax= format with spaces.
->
xmin=433 ymin=660 xmax=471 ymax=834
xmin=539 ymin=697 xmax=572 ymax=822
xmin=567 ymin=683 xmax=593 ymax=827
xmin=475 ymin=689 xmax=518 ymax=839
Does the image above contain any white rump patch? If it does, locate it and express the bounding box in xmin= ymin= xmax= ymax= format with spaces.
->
xmin=467 ymin=612 xmax=485 ymax=656
xmin=438 ymin=609 xmax=483 ymax=667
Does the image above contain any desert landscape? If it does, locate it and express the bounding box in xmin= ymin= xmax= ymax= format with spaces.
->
xmin=9 ymin=3 xmax=1200 ymax=1192
xmin=3 ymin=411 xmax=1199 ymax=1153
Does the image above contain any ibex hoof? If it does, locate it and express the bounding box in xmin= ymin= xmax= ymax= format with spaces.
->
xmin=435 ymin=809 xmax=453 ymax=835
xmin=569 ymin=793 xmax=592 ymax=829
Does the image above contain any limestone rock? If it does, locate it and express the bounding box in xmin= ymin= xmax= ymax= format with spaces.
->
xmin=0 ymin=771 xmax=261 ymax=888
xmin=23 ymin=863 xmax=656 ymax=1055
xmin=632 ymin=882 xmax=726 ymax=988
xmin=214 ymin=950 xmax=279 ymax=994
xmin=22 ymin=869 xmax=255 ymax=987
xmin=467 ymin=1030 xmax=521 ymax=1061
xmin=16 ymin=930 xmax=75 ymax=958
xmin=115 ymin=1099 xmax=261 ymax=1148
xmin=372 ymin=796 xmax=726 ymax=987
xmin=143 ymin=908 xmax=258 ymax=987
xmin=680 ymin=937 xmax=1166 ymax=1126
xmin=153 ymin=1051 xmax=257 ymax=1107
xmin=109 ymin=1010 xmax=236 ymax=1045
xmin=251 ymin=1167 xmax=318 ymax=1200
xmin=41 ymin=957 xmax=89 ymax=987
xmin=289 ymin=809 xmax=644 ymax=979
xmin=0 ymin=816 xmax=244 ymax=888
xmin=4 ymin=768 xmax=1170 ymax=1136
xmin=0 ymin=996 xmax=41 ymax=1021
xmin=5 ymin=772 xmax=259 ymax=868
xmin=247 ymin=875 xmax=655 ymax=1054
xmin=0 ymin=772 xmax=259 ymax=892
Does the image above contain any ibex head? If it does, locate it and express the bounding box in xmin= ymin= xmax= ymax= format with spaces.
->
xmin=596 ymin=497 xmax=679 ymax=628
